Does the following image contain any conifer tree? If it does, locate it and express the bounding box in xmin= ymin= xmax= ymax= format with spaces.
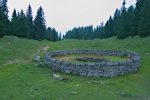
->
xmin=34 ymin=6 xmax=46 ymax=40
xmin=12 ymin=9 xmax=17 ymax=19
xmin=0 ymin=6 xmax=5 ymax=37
xmin=126 ymin=6 xmax=134 ymax=36
xmin=46 ymin=27 xmax=59 ymax=42
xmin=26 ymin=5 xmax=33 ymax=23
xmin=10 ymin=9 xmax=17 ymax=35
xmin=104 ymin=16 xmax=114 ymax=38
xmin=0 ymin=0 xmax=8 ymax=35
xmin=17 ymin=10 xmax=28 ymax=38
xmin=26 ymin=5 xmax=33 ymax=38
xmin=113 ymin=9 xmax=121 ymax=35
xmin=117 ymin=0 xmax=129 ymax=39
xmin=132 ymin=0 xmax=144 ymax=36
xmin=94 ymin=22 xmax=104 ymax=39
xmin=10 ymin=10 xmax=29 ymax=38
xmin=51 ymin=28 xmax=58 ymax=41
xmin=138 ymin=0 xmax=150 ymax=37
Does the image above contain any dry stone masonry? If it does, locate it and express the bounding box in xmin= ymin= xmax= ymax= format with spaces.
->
xmin=45 ymin=49 xmax=141 ymax=77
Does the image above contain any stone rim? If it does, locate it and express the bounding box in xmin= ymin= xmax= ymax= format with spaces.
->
xmin=45 ymin=49 xmax=141 ymax=77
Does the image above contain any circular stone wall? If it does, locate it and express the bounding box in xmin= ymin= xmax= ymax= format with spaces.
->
xmin=45 ymin=49 xmax=141 ymax=77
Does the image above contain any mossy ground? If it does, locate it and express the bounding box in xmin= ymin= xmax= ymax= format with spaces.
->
xmin=54 ymin=54 xmax=128 ymax=63
xmin=0 ymin=36 xmax=150 ymax=100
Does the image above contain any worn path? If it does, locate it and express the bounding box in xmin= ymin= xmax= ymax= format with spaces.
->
xmin=0 ymin=46 xmax=50 ymax=68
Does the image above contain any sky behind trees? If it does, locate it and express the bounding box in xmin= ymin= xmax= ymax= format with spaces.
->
xmin=8 ymin=0 xmax=136 ymax=33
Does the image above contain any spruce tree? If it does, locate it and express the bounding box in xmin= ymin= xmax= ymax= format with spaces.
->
xmin=11 ymin=10 xmax=29 ymax=38
xmin=113 ymin=9 xmax=121 ymax=36
xmin=132 ymin=0 xmax=144 ymax=36
xmin=46 ymin=27 xmax=59 ymax=42
xmin=12 ymin=9 xmax=17 ymax=19
xmin=26 ymin=5 xmax=33 ymax=39
xmin=10 ymin=9 xmax=17 ymax=36
xmin=104 ymin=16 xmax=114 ymax=38
xmin=51 ymin=28 xmax=58 ymax=41
xmin=138 ymin=0 xmax=150 ymax=37
xmin=117 ymin=0 xmax=129 ymax=39
xmin=34 ymin=6 xmax=46 ymax=40
xmin=126 ymin=6 xmax=134 ymax=36
xmin=46 ymin=27 xmax=52 ymax=41
xmin=0 ymin=0 xmax=9 ymax=36
xmin=0 ymin=6 xmax=5 ymax=37
xmin=94 ymin=22 xmax=105 ymax=39
xmin=26 ymin=5 xmax=33 ymax=23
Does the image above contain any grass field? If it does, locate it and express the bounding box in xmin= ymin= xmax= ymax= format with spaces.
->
xmin=54 ymin=54 xmax=128 ymax=63
xmin=0 ymin=36 xmax=150 ymax=100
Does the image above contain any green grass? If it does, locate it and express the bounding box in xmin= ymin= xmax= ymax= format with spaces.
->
xmin=55 ymin=54 xmax=128 ymax=63
xmin=0 ymin=36 xmax=150 ymax=100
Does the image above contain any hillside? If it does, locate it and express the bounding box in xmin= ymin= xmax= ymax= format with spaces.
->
xmin=0 ymin=36 xmax=150 ymax=100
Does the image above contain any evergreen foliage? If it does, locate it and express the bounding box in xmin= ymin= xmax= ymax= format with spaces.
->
xmin=132 ymin=0 xmax=144 ymax=36
xmin=117 ymin=0 xmax=128 ymax=39
xmin=94 ymin=23 xmax=104 ymax=39
xmin=12 ymin=10 xmax=29 ymax=38
xmin=64 ymin=0 xmax=150 ymax=39
xmin=33 ymin=6 xmax=46 ymax=40
xmin=0 ymin=1 xmax=60 ymax=42
xmin=126 ymin=6 xmax=134 ymax=36
xmin=104 ymin=16 xmax=114 ymax=38
xmin=138 ymin=0 xmax=150 ymax=37
xmin=0 ymin=7 xmax=5 ymax=37
xmin=46 ymin=27 xmax=59 ymax=42
xmin=0 ymin=3 xmax=60 ymax=41
xmin=65 ymin=26 xmax=95 ymax=40
xmin=26 ymin=5 xmax=33 ymax=39
xmin=0 ymin=0 xmax=8 ymax=36
xmin=0 ymin=0 xmax=150 ymax=40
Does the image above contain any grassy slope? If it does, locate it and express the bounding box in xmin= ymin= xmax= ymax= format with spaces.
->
xmin=0 ymin=36 xmax=150 ymax=100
